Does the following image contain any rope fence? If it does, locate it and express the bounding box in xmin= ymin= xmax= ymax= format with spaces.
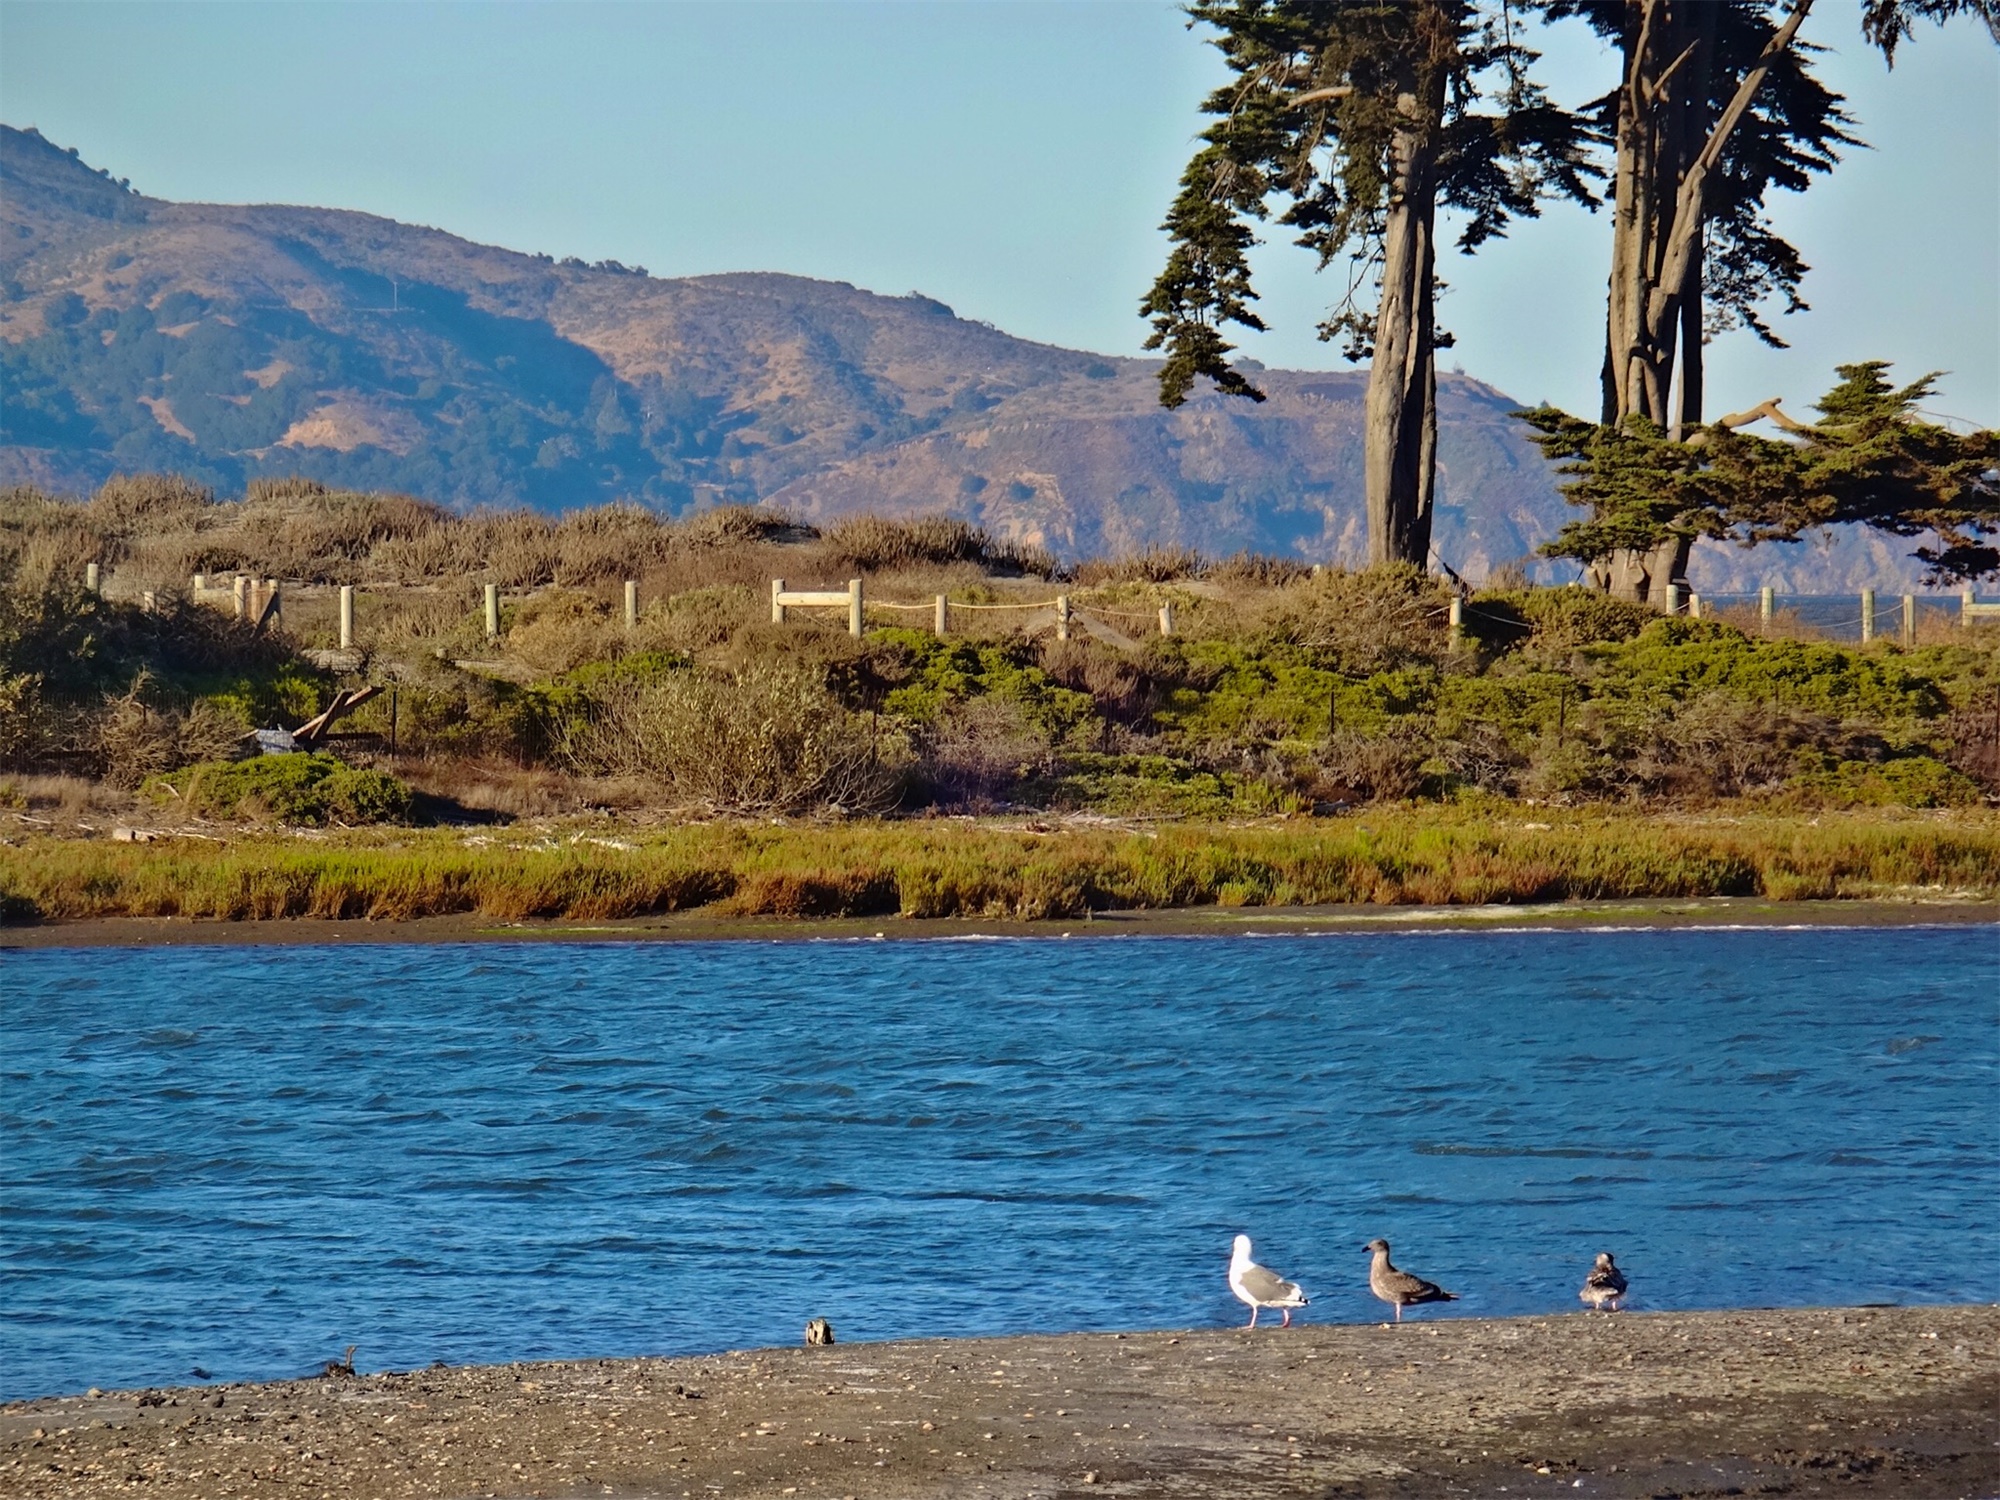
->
xmin=96 ymin=565 xmax=2000 ymax=656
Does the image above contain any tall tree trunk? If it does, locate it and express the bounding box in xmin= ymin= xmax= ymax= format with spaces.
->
xmin=1595 ymin=0 xmax=1807 ymax=603
xmin=1364 ymin=82 xmax=1444 ymax=568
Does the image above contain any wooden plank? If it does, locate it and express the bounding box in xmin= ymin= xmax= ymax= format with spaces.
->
xmin=775 ymin=590 xmax=855 ymax=607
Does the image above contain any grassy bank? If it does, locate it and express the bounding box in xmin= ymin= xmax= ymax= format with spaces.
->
xmin=3 ymin=808 xmax=1994 ymax=925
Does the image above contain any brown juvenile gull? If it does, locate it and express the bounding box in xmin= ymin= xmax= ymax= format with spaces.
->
xmin=1364 ymin=1238 xmax=1457 ymax=1322
xmin=1579 ymin=1251 xmax=1628 ymax=1311
xmin=1228 ymin=1234 xmax=1309 ymax=1327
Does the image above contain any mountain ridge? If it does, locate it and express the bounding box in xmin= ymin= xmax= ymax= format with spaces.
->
xmin=0 ymin=124 xmax=1930 ymax=589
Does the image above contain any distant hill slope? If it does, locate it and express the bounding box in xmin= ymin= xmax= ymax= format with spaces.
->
xmin=0 ymin=124 xmax=1933 ymax=588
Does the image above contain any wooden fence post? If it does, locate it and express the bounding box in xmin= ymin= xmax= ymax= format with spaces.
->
xmin=771 ymin=578 xmax=787 ymax=625
xmin=85 ymin=561 xmax=100 ymax=593
xmin=484 ymin=582 xmax=500 ymax=640
xmin=1665 ymin=582 xmax=1683 ymax=616
xmin=1860 ymin=589 xmax=1876 ymax=644
xmin=233 ymin=574 xmax=249 ymax=620
xmin=934 ymin=594 xmax=948 ymax=637
xmin=848 ymin=578 xmax=864 ymax=638
xmin=339 ymin=585 xmax=355 ymax=650
xmin=1056 ymin=594 xmax=1071 ymax=641
xmin=1902 ymin=593 xmax=1916 ymax=646
xmin=1158 ymin=601 xmax=1175 ymax=637
xmin=1689 ymin=592 xmax=1703 ymax=620
xmin=1965 ymin=588 xmax=1977 ymax=628
xmin=1449 ymin=595 xmax=1464 ymax=650
xmin=624 ymin=579 xmax=639 ymax=630
xmin=192 ymin=572 xmax=207 ymax=593
xmin=141 ymin=590 xmax=156 ymax=614
xmin=1759 ymin=585 xmax=1774 ymax=633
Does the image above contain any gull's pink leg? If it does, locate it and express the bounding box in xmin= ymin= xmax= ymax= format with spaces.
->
xmin=1281 ymin=1309 xmax=1293 ymax=1328
xmin=1247 ymin=1306 xmax=1258 ymax=1328
xmin=1394 ymin=1303 xmax=1402 ymax=1323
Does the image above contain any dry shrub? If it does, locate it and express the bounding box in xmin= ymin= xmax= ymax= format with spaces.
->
xmin=372 ymin=526 xmax=461 ymax=583
xmin=1207 ymin=552 xmax=1314 ymax=587
xmin=1038 ymin=638 xmax=1156 ymax=723
xmin=86 ymin=474 xmax=216 ymax=543
xmin=1434 ymin=720 xmax=1526 ymax=795
xmin=371 ymin=587 xmax=474 ymax=649
xmin=632 ymin=586 xmax=758 ymax=654
xmin=506 ymin=589 xmax=621 ymax=675
xmin=918 ymin=695 xmax=1055 ymax=807
xmin=1260 ymin=564 xmax=1451 ymax=673
xmin=394 ymin=760 xmax=585 ymax=819
xmin=566 ymin=662 xmax=903 ymax=813
xmin=677 ymin=505 xmax=815 ymax=549
xmin=1314 ymin=724 xmax=1434 ymax=803
xmin=1644 ymin=694 xmax=1835 ymax=798
xmin=1072 ymin=545 xmax=1205 ymax=586
xmin=825 ymin=514 xmax=979 ymax=571
xmin=94 ymin=683 xmax=247 ymax=789
xmin=554 ymin=505 xmax=673 ymax=585
xmin=230 ymin=487 xmax=454 ymax=581
xmin=1939 ymin=689 xmax=2000 ymax=791
xmin=464 ymin=510 xmax=558 ymax=587
xmin=817 ymin=514 xmax=1056 ymax=578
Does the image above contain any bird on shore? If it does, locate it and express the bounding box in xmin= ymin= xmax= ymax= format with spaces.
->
xmin=1579 ymin=1252 xmax=1628 ymax=1312
xmin=1364 ymin=1239 xmax=1457 ymax=1323
xmin=1228 ymin=1234 xmax=1309 ymax=1328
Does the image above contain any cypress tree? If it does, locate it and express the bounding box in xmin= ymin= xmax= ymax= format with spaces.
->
xmin=1142 ymin=0 xmax=1596 ymax=569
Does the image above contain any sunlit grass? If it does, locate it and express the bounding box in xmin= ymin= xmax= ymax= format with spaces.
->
xmin=3 ymin=807 xmax=1992 ymax=925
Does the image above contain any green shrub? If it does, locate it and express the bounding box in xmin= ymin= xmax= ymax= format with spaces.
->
xmin=1789 ymin=752 xmax=1983 ymax=809
xmin=1593 ymin=620 xmax=1950 ymax=721
xmin=156 ymin=753 xmax=415 ymax=825
xmin=1468 ymin=587 xmax=1656 ymax=655
xmin=876 ymin=630 xmax=1097 ymax=741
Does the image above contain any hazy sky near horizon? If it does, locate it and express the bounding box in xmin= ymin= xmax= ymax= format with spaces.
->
xmin=3 ymin=0 xmax=1994 ymax=424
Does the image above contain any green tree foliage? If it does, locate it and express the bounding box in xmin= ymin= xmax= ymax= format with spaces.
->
xmin=1141 ymin=0 xmax=1596 ymax=566
xmin=1522 ymin=0 xmax=1997 ymax=598
xmin=1523 ymin=363 xmax=2000 ymax=581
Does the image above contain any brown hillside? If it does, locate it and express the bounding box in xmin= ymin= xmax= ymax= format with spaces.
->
xmin=0 ymin=124 xmax=1933 ymax=588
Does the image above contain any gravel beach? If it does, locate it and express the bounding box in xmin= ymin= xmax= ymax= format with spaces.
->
xmin=3 ymin=1305 xmax=1993 ymax=1499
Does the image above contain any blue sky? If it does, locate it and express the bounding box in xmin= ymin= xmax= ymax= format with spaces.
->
xmin=3 ymin=0 xmax=1994 ymax=424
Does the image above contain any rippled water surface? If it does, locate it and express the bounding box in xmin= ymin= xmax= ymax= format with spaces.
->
xmin=2 ymin=926 xmax=1994 ymax=1398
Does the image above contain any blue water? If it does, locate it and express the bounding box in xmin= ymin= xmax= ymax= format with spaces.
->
xmin=2 ymin=926 xmax=1995 ymax=1400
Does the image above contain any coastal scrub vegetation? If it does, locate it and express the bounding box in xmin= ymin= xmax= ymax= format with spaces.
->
xmin=2 ymin=476 xmax=1997 ymax=926
xmin=3 ymin=477 xmax=1995 ymax=835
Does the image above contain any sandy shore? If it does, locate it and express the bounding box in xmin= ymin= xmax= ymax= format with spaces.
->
xmin=3 ymin=1306 xmax=1994 ymax=1499
xmin=2 ymin=895 xmax=1994 ymax=949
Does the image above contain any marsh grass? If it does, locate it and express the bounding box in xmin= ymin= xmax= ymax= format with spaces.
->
xmin=3 ymin=809 xmax=1992 ymax=925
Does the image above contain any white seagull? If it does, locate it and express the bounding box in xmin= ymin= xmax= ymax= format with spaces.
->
xmin=1228 ymin=1234 xmax=1309 ymax=1328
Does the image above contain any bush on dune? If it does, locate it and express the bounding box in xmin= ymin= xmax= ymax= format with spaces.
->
xmin=154 ymin=753 xmax=414 ymax=825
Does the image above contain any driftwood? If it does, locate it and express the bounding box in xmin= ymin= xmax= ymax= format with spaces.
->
xmin=291 ymin=686 xmax=384 ymax=748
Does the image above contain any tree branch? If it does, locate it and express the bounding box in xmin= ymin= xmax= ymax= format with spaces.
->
xmin=1683 ymin=396 xmax=1813 ymax=445
xmin=1652 ymin=0 xmax=1816 ymax=333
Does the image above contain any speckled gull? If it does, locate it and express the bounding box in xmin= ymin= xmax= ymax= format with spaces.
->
xmin=1228 ymin=1234 xmax=1309 ymax=1328
xmin=1579 ymin=1252 xmax=1628 ymax=1311
xmin=1364 ymin=1238 xmax=1458 ymax=1323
